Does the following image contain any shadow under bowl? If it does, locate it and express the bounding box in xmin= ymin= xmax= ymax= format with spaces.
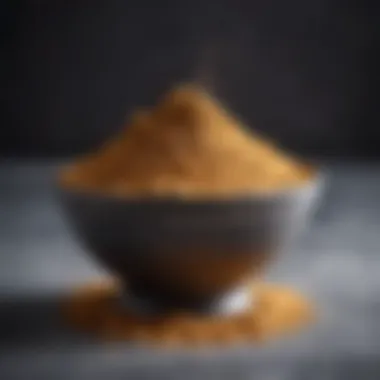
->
xmin=59 ymin=173 xmax=324 ymax=313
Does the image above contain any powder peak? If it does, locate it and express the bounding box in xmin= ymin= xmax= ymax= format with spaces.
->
xmin=61 ymin=84 xmax=311 ymax=197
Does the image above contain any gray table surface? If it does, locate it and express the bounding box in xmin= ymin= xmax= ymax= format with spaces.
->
xmin=0 ymin=161 xmax=379 ymax=380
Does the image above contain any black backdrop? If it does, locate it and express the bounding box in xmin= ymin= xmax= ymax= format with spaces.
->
xmin=2 ymin=0 xmax=380 ymax=157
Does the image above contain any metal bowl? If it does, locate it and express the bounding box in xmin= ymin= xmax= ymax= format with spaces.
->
xmin=59 ymin=170 xmax=324 ymax=314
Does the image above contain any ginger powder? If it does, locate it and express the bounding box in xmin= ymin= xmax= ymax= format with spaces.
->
xmin=60 ymin=84 xmax=311 ymax=198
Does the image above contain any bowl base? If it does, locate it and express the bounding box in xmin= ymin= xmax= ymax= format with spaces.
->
xmin=119 ymin=286 xmax=254 ymax=316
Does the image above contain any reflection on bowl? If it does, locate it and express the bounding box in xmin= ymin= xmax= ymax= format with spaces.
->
xmin=59 ymin=170 xmax=324 ymax=313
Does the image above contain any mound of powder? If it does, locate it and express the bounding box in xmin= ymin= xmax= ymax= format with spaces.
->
xmin=60 ymin=84 xmax=311 ymax=197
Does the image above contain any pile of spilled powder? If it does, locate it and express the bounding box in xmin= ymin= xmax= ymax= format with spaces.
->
xmin=63 ymin=280 xmax=313 ymax=347
xmin=60 ymin=84 xmax=311 ymax=198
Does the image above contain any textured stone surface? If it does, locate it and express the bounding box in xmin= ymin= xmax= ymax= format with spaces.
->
xmin=0 ymin=161 xmax=379 ymax=379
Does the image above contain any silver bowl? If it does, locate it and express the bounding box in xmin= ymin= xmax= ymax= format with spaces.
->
xmin=59 ymin=170 xmax=324 ymax=314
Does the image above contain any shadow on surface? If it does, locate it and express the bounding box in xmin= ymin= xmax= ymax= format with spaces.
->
xmin=0 ymin=296 xmax=89 ymax=349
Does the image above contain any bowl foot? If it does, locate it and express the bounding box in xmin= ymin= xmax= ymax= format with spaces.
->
xmin=119 ymin=286 xmax=254 ymax=316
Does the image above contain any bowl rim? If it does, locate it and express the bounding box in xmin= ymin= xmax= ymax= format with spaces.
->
xmin=57 ymin=163 xmax=326 ymax=204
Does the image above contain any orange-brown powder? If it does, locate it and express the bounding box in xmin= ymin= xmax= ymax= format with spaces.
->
xmin=60 ymin=84 xmax=311 ymax=198
xmin=63 ymin=280 xmax=314 ymax=347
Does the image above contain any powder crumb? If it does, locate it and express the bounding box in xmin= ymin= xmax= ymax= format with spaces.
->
xmin=62 ymin=280 xmax=314 ymax=347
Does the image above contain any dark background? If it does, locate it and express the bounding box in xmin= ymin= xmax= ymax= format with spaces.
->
xmin=2 ymin=0 xmax=379 ymax=158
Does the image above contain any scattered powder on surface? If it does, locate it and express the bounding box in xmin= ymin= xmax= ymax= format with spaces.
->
xmin=63 ymin=280 xmax=314 ymax=347
xmin=60 ymin=84 xmax=311 ymax=198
